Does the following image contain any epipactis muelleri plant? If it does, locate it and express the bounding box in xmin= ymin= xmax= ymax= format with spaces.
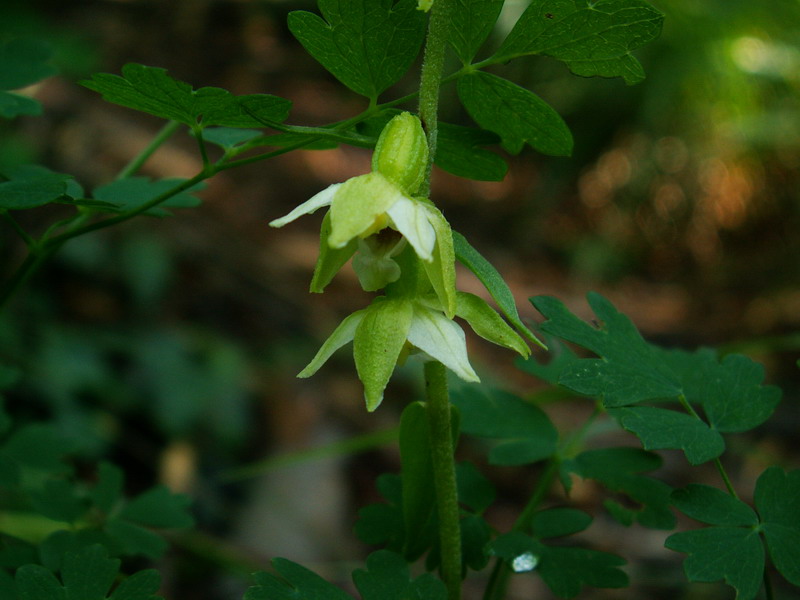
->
xmin=270 ymin=112 xmax=531 ymax=410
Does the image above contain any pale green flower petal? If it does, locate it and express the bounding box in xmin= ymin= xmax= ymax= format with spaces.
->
xmin=455 ymin=292 xmax=530 ymax=358
xmin=420 ymin=203 xmax=456 ymax=317
xmin=329 ymin=172 xmax=406 ymax=248
xmin=407 ymin=304 xmax=480 ymax=382
xmin=352 ymin=237 xmax=404 ymax=292
xmin=297 ymin=308 xmax=367 ymax=378
xmin=354 ymin=298 xmax=414 ymax=411
xmin=269 ymin=183 xmax=340 ymax=228
xmin=386 ymin=196 xmax=436 ymax=261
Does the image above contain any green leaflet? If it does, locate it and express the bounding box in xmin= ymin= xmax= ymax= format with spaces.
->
xmin=0 ymin=38 xmax=56 ymax=118
xmin=287 ymin=0 xmax=426 ymax=101
xmin=245 ymin=551 xmax=446 ymax=600
xmin=449 ymin=0 xmax=505 ymax=64
xmin=609 ymin=406 xmax=725 ymax=466
xmin=458 ymin=71 xmax=573 ymax=156
xmin=92 ymin=177 xmax=205 ymax=216
xmin=564 ymin=447 xmax=675 ymax=529
xmin=494 ymin=0 xmax=664 ymax=85
xmin=82 ymin=63 xmax=291 ymax=129
xmin=435 ymin=122 xmax=508 ymax=181
xmin=0 ymin=165 xmax=76 ymax=210
xmin=15 ymin=544 xmax=162 ymax=600
xmin=667 ymin=468 xmax=800 ymax=598
xmin=490 ymin=531 xmax=628 ymax=598
xmin=451 ymin=385 xmax=557 ymax=466
xmin=453 ymin=231 xmax=543 ymax=347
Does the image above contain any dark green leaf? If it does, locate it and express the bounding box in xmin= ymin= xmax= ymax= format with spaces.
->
xmin=92 ymin=177 xmax=204 ymax=216
xmin=0 ymin=91 xmax=41 ymax=118
xmin=2 ymin=424 xmax=71 ymax=474
xmin=538 ymin=545 xmax=628 ymax=598
xmin=353 ymin=550 xmax=447 ymax=600
xmin=666 ymin=528 xmax=764 ymax=600
xmin=755 ymin=467 xmax=800 ymax=586
xmin=287 ymin=0 xmax=426 ymax=100
xmin=671 ymin=484 xmax=757 ymax=526
xmin=435 ymin=122 xmax=507 ymax=181
xmin=458 ymin=71 xmax=573 ymax=156
xmin=663 ymin=350 xmax=781 ymax=433
xmin=456 ymin=461 xmax=495 ymax=514
xmin=449 ymin=0 xmax=505 ymax=63
xmin=120 ymin=486 xmax=194 ymax=529
xmin=245 ymin=559 xmax=353 ymax=600
xmin=453 ymin=231 xmax=542 ymax=345
xmin=451 ymin=386 xmax=557 ymax=465
xmin=0 ymin=169 xmax=72 ymax=210
xmin=610 ymin=406 xmax=725 ymax=465
xmin=532 ymin=508 xmax=592 ymax=539
xmin=90 ymin=462 xmax=124 ymax=515
xmin=495 ymin=0 xmax=664 ymax=85
xmin=17 ymin=544 xmax=163 ymax=600
xmin=490 ymin=532 xmax=627 ymax=598
xmin=568 ymin=447 xmax=674 ymax=529
xmin=105 ymin=519 xmax=168 ymax=559
xmin=82 ymin=63 xmax=290 ymax=128
xmin=516 ymin=336 xmax=581 ymax=385
xmin=201 ymin=127 xmax=262 ymax=150
xmin=30 ymin=479 xmax=85 ymax=522
xmin=459 ymin=515 xmax=492 ymax=570
xmin=531 ymin=293 xmax=680 ymax=406
xmin=0 ymin=38 xmax=55 ymax=90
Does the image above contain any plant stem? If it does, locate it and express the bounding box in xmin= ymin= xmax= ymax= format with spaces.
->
xmin=417 ymin=0 xmax=452 ymax=196
xmin=117 ymin=120 xmax=181 ymax=180
xmin=424 ymin=360 xmax=462 ymax=600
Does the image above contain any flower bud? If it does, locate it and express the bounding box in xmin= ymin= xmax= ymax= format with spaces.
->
xmin=372 ymin=112 xmax=429 ymax=194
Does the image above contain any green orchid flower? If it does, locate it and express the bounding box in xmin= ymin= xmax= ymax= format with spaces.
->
xmin=298 ymin=292 xmax=530 ymax=411
xmin=269 ymin=113 xmax=456 ymax=312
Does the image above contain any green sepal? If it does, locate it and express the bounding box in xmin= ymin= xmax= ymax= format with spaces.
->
xmin=310 ymin=211 xmax=358 ymax=293
xmin=455 ymin=292 xmax=530 ymax=358
xmin=298 ymin=309 xmax=367 ymax=378
xmin=420 ymin=203 xmax=457 ymax=317
xmin=354 ymin=298 xmax=414 ymax=411
xmin=329 ymin=172 xmax=404 ymax=248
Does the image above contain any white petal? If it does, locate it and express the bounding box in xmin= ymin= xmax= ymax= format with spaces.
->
xmin=297 ymin=308 xmax=365 ymax=378
xmin=406 ymin=305 xmax=480 ymax=382
xmin=269 ymin=183 xmax=341 ymax=228
xmin=386 ymin=197 xmax=436 ymax=261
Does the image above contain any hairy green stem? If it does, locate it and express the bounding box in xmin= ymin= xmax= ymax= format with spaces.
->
xmin=424 ymin=360 xmax=462 ymax=600
xmin=417 ymin=0 xmax=452 ymax=196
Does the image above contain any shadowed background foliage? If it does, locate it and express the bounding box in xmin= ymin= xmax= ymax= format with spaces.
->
xmin=1 ymin=1 xmax=798 ymax=598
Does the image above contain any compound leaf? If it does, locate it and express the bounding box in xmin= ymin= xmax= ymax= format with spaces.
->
xmin=16 ymin=544 xmax=162 ymax=600
xmin=120 ymin=485 xmax=194 ymax=530
xmin=451 ymin=386 xmax=557 ymax=466
xmin=245 ymin=559 xmax=353 ymax=600
xmin=449 ymin=0 xmax=505 ymax=64
xmin=532 ymin=293 xmax=679 ymax=406
xmin=610 ymin=406 xmax=725 ymax=465
xmin=353 ymin=550 xmax=447 ymax=600
xmin=82 ymin=63 xmax=290 ymax=128
xmin=755 ymin=467 xmax=800 ymax=586
xmin=567 ymin=447 xmax=674 ymax=529
xmin=458 ymin=71 xmax=573 ymax=156
xmin=495 ymin=0 xmax=664 ymax=85
xmin=287 ymin=0 xmax=425 ymax=100
xmin=666 ymin=527 xmax=763 ymax=600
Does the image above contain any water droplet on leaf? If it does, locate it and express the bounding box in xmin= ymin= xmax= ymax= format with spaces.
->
xmin=511 ymin=552 xmax=538 ymax=573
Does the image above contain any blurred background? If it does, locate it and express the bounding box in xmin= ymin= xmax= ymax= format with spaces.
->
xmin=1 ymin=0 xmax=799 ymax=598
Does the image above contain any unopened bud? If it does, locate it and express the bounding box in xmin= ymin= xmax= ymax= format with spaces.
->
xmin=372 ymin=112 xmax=429 ymax=194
